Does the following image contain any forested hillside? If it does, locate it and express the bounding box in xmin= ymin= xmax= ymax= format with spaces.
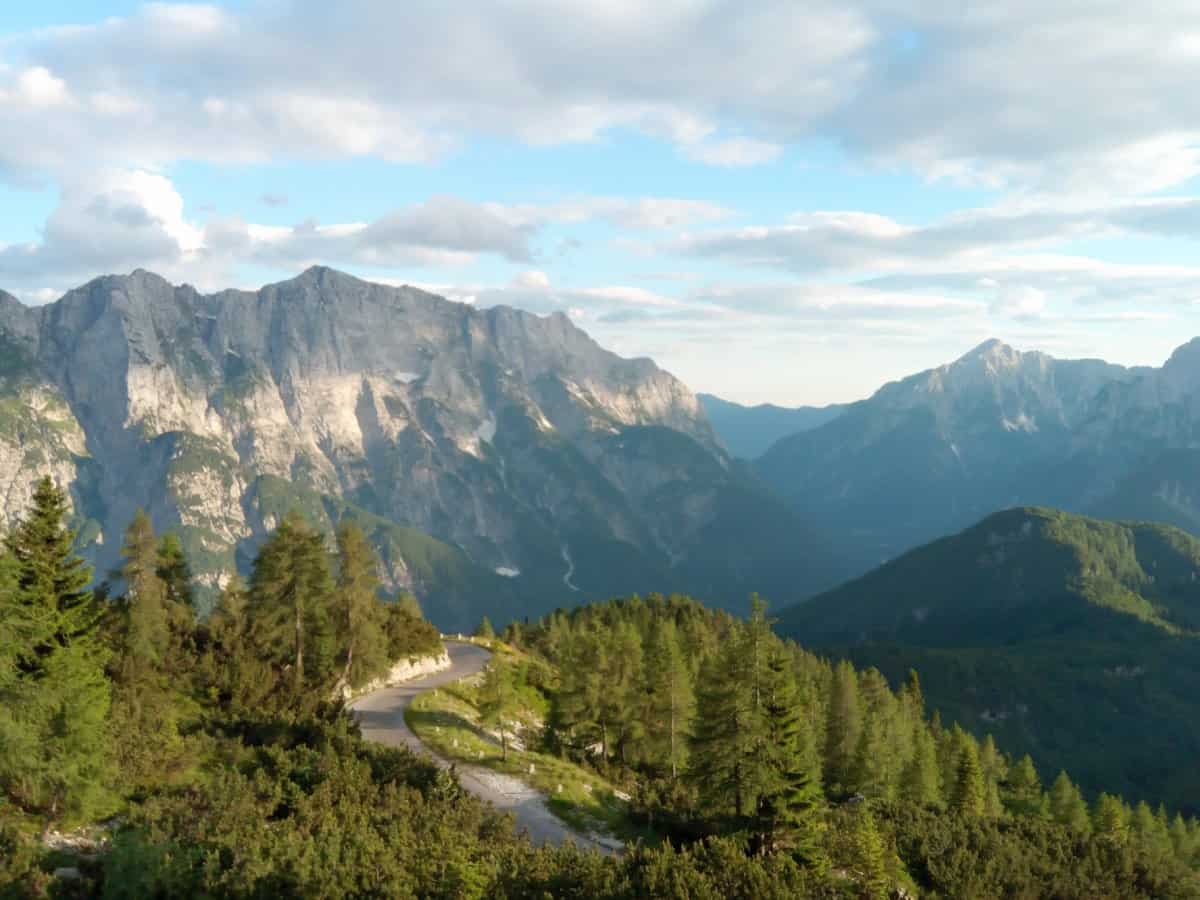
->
xmin=483 ymin=594 xmax=1200 ymax=897
xmin=778 ymin=506 xmax=1200 ymax=806
xmin=3 ymin=478 xmax=1198 ymax=897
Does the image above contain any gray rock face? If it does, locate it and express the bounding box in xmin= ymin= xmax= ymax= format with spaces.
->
xmin=757 ymin=337 xmax=1192 ymax=570
xmin=0 ymin=267 xmax=827 ymax=627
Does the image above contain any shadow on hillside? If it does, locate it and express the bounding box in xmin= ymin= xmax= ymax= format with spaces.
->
xmin=406 ymin=707 xmax=498 ymax=748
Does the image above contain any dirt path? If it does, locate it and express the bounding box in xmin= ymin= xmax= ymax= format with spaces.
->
xmin=350 ymin=640 xmax=616 ymax=852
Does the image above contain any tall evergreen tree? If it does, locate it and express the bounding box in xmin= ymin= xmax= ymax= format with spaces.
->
xmin=247 ymin=511 xmax=335 ymax=701
xmin=823 ymin=660 xmax=862 ymax=794
xmin=115 ymin=510 xmax=170 ymax=679
xmin=1093 ymin=793 xmax=1130 ymax=842
xmin=757 ymin=646 xmax=825 ymax=864
xmin=950 ymin=734 xmax=986 ymax=818
xmin=333 ymin=521 xmax=389 ymax=692
xmin=1004 ymin=755 xmax=1044 ymax=819
xmin=689 ymin=627 xmax=756 ymax=818
xmin=642 ymin=617 xmax=694 ymax=779
xmin=478 ymin=657 xmax=519 ymax=761
xmin=0 ymin=477 xmax=110 ymax=821
xmin=899 ymin=720 xmax=941 ymax=809
xmin=1047 ymin=771 xmax=1091 ymax=833
xmin=155 ymin=532 xmax=195 ymax=614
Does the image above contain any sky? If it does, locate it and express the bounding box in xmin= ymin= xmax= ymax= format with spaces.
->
xmin=3 ymin=4 xmax=1200 ymax=404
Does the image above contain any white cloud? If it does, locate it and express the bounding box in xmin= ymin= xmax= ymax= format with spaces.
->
xmin=681 ymin=137 xmax=784 ymax=167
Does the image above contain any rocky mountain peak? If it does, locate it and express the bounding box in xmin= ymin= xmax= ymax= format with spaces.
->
xmin=1160 ymin=336 xmax=1200 ymax=395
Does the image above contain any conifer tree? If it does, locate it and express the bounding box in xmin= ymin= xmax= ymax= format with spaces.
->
xmin=1047 ymin=771 xmax=1091 ymax=833
xmin=475 ymin=616 xmax=495 ymax=640
xmin=0 ymin=477 xmax=110 ymax=821
xmin=1004 ymin=755 xmax=1043 ymax=818
xmin=823 ymin=660 xmax=862 ymax=794
xmin=689 ymin=628 xmax=756 ymax=818
xmin=950 ymin=734 xmax=986 ymax=818
xmin=333 ymin=520 xmax=389 ymax=691
xmin=478 ymin=657 xmax=519 ymax=761
xmin=643 ymin=617 xmax=694 ymax=779
xmin=757 ymin=645 xmax=825 ymax=864
xmin=394 ymin=591 xmax=423 ymax=620
xmin=899 ymin=720 xmax=941 ymax=809
xmin=247 ymin=511 xmax=335 ymax=701
xmin=1093 ymin=793 xmax=1130 ymax=842
xmin=116 ymin=510 xmax=171 ymax=679
xmin=602 ymin=620 xmax=644 ymax=764
xmin=846 ymin=805 xmax=890 ymax=900
xmin=156 ymin=532 xmax=195 ymax=614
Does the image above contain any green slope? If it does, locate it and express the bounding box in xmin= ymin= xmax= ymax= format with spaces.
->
xmin=778 ymin=507 xmax=1200 ymax=807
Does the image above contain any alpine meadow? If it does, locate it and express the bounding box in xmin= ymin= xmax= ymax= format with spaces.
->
xmin=6 ymin=2 xmax=1200 ymax=898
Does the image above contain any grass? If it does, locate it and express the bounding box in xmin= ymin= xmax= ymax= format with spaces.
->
xmin=405 ymin=660 xmax=653 ymax=845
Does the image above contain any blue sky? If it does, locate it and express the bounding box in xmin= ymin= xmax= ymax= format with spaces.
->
xmin=3 ymin=3 xmax=1200 ymax=404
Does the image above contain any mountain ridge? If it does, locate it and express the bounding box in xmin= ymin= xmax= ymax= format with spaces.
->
xmin=0 ymin=267 xmax=840 ymax=628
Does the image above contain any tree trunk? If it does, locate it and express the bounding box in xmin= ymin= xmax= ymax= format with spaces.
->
xmin=294 ymin=600 xmax=304 ymax=694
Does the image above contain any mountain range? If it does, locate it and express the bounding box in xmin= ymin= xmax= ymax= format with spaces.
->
xmin=0 ymin=267 xmax=839 ymax=629
xmin=697 ymin=393 xmax=846 ymax=458
xmin=753 ymin=337 xmax=1200 ymax=570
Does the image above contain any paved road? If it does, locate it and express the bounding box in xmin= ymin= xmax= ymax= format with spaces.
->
xmin=350 ymin=641 xmax=614 ymax=852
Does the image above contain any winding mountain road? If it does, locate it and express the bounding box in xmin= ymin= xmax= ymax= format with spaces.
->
xmin=350 ymin=641 xmax=613 ymax=852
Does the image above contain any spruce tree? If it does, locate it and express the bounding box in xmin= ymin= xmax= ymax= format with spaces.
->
xmin=1093 ymin=793 xmax=1130 ymax=842
xmin=758 ymin=645 xmax=825 ymax=864
xmin=1048 ymin=771 xmax=1091 ymax=833
xmin=116 ymin=510 xmax=170 ymax=679
xmin=478 ymin=657 xmax=519 ymax=761
xmin=689 ymin=628 xmax=755 ymax=818
xmin=156 ymin=532 xmax=195 ymax=614
xmin=475 ymin=616 xmax=495 ymax=640
xmin=247 ymin=511 xmax=336 ymax=702
xmin=823 ymin=660 xmax=862 ymax=794
xmin=950 ymin=734 xmax=986 ymax=818
xmin=1004 ymin=755 xmax=1043 ymax=818
xmin=0 ymin=477 xmax=110 ymax=821
xmin=333 ymin=521 xmax=389 ymax=692
xmin=643 ymin=617 xmax=694 ymax=779
xmin=847 ymin=805 xmax=890 ymax=900
xmin=899 ymin=720 xmax=941 ymax=809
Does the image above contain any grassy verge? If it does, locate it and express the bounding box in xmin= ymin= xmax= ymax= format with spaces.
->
xmin=405 ymin=658 xmax=653 ymax=845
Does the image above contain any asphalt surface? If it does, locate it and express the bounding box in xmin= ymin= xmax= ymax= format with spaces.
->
xmin=350 ymin=640 xmax=615 ymax=852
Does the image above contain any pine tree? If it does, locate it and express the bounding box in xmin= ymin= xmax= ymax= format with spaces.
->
xmin=394 ymin=591 xmax=423 ymax=620
xmin=116 ymin=510 xmax=171 ymax=679
xmin=1004 ymin=755 xmax=1043 ymax=818
xmin=823 ymin=660 xmax=862 ymax=794
xmin=333 ymin=521 xmax=389 ymax=692
xmin=1093 ymin=793 xmax=1130 ymax=842
xmin=156 ymin=532 xmax=195 ymax=613
xmin=602 ymin=620 xmax=644 ymax=764
xmin=1047 ymin=771 xmax=1091 ymax=833
xmin=950 ymin=734 xmax=986 ymax=818
xmin=642 ymin=617 xmax=694 ymax=779
xmin=475 ymin=616 xmax=495 ymax=640
xmin=554 ymin=626 xmax=607 ymax=756
xmin=478 ymin=657 xmax=519 ymax=761
xmin=0 ymin=477 xmax=110 ymax=821
xmin=978 ymin=734 xmax=1006 ymax=818
xmin=757 ymin=645 xmax=825 ymax=864
xmin=689 ymin=628 xmax=755 ymax=819
xmin=247 ymin=511 xmax=335 ymax=702
xmin=847 ymin=805 xmax=890 ymax=900
xmin=899 ymin=720 xmax=941 ymax=809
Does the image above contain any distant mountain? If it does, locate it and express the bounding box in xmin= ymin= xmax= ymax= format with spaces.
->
xmin=698 ymin=393 xmax=847 ymax=459
xmin=757 ymin=339 xmax=1156 ymax=570
xmin=777 ymin=506 xmax=1200 ymax=807
xmin=0 ymin=268 xmax=842 ymax=629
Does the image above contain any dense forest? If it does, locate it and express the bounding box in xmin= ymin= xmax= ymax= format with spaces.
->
xmin=2 ymin=476 xmax=1200 ymax=897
